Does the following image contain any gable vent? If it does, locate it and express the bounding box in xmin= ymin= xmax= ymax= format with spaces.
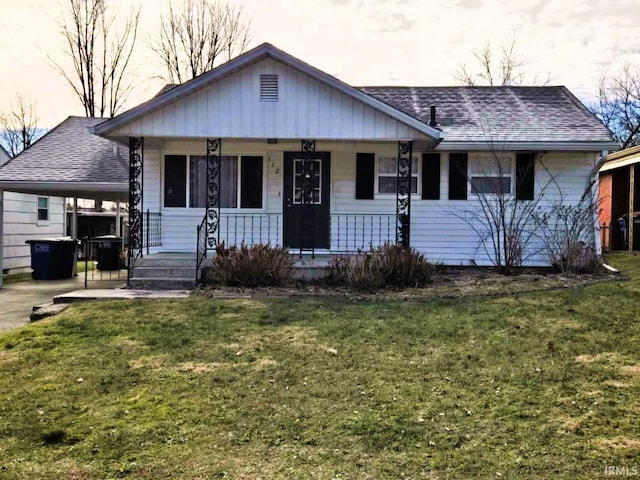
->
xmin=260 ymin=74 xmax=278 ymax=101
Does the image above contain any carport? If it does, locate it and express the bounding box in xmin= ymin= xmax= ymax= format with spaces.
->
xmin=0 ymin=116 xmax=128 ymax=288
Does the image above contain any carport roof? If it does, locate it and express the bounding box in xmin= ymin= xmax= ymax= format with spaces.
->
xmin=0 ymin=116 xmax=128 ymax=201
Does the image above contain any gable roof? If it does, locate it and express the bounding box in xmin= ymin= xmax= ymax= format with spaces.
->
xmin=0 ymin=116 xmax=128 ymax=200
xmin=361 ymin=86 xmax=619 ymax=150
xmin=94 ymin=43 xmax=443 ymax=141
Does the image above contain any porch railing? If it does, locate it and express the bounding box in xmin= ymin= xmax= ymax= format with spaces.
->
xmin=145 ymin=210 xmax=162 ymax=254
xmin=195 ymin=212 xmax=208 ymax=285
xmin=330 ymin=213 xmax=396 ymax=253
xmin=220 ymin=212 xmax=282 ymax=246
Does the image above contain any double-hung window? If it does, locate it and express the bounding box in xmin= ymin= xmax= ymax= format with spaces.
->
xmin=469 ymin=153 xmax=513 ymax=195
xmin=37 ymin=196 xmax=49 ymax=221
xmin=376 ymin=156 xmax=419 ymax=194
xmin=164 ymin=155 xmax=263 ymax=209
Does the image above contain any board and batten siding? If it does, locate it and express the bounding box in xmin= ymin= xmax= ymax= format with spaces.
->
xmin=114 ymin=58 xmax=431 ymax=141
xmin=2 ymin=192 xmax=65 ymax=271
xmin=144 ymin=140 xmax=597 ymax=266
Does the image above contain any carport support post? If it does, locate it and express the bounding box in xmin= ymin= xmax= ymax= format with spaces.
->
xmin=72 ymin=197 xmax=78 ymax=276
xmin=0 ymin=188 xmax=4 ymax=289
xmin=629 ymin=165 xmax=635 ymax=253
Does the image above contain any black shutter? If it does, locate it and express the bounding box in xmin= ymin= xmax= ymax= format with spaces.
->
xmin=448 ymin=152 xmax=468 ymax=200
xmin=355 ymin=153 xmax=375 ymax=199
xmin=164 ymin=155 xmax=186 ymax=207
xmin=516 ymin=152 xmax=535 ymax=201
xmin=422 ymin=153 xmax=441 ymax=200
xmin=240 ymin=156 xmax=263 ymax=208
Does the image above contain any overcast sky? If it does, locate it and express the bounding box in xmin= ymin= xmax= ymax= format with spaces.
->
xmin=1 ymin=0 xmax=639 ymax=128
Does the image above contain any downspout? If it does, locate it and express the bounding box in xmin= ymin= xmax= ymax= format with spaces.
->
xmin=588 ymin=150 xmax=608 ymax=256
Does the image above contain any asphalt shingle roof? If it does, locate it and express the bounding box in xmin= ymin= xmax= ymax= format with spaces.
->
xmin=360 ymin=86 xmax=616 ymax=144
xmin=0 ymin=116 xmax=128 ymax=183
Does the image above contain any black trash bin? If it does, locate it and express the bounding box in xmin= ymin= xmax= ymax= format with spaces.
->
xmin=26 ymin=237 xmax=79 ymax=280
xmin=93 ymin=235 xmax=123 ymax=271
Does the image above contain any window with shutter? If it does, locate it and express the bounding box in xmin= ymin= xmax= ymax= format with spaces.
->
xmin=448 ymin=152 xmax=468 ymax=200
xmin=355 ymin=153 xmax=375 ymax=199
xmin=516 ymin=152 xmax=535 ymax=201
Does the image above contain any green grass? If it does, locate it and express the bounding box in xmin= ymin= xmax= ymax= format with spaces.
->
xmin=1 ymin=254 xmax=639 ymax=478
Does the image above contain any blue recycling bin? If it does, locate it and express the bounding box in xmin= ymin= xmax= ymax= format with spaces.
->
xmin=26 ymin=238 xmax=79 ymax=280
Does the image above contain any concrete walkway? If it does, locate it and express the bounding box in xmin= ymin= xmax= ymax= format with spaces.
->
xmin=1 ymin=273 xmax=192 ymax=332
xmin=0 ymin=274 xmax=127 ymax=332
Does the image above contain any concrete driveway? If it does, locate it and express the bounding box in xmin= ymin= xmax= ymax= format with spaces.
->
xmin=0 ymin=273 xmax=126 ymax=332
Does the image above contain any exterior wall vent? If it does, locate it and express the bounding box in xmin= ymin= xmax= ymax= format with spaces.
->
xmin=260 ymin=74 xmax=278 ymax=101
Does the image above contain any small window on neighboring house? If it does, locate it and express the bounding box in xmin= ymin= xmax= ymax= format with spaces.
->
xmin=377 ymin=156 xmax=419 ymax=194
xmin=260 ymin=74 xmax=278 ymax=101
xmin=37 ymin=197 xmax=49 ymax=221
xmin=469 ymin=153 xmax=513 ymax=195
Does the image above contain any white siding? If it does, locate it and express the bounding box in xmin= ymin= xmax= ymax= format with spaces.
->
xmin=2 ymin=192 xmax=65 ymax=271
xmin=146 ymin=140 xmax=597 ymax=267
xmin=115 ymin=58 xmax=430 ymax=141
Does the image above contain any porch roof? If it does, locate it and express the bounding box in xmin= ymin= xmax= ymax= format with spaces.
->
xmin=600 ymin=145 xmax=640 ymax=172
xmin=0 ymin=117 xmax=128 ymax=201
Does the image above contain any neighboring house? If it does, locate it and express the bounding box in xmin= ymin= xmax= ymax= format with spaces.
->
xmin=0 ymin=144 xmax=64 ymax=273
xmin=0 ymin=117 xmax=128 ymax=286
xmin=599 ymin=146 xmax=640 ymax=251
xmin=92 ymin=42 xmax=618 ymax=280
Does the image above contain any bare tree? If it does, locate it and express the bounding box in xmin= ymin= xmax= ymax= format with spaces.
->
xmin=51 ymin=0 xmax=140 ymax=117
xmin=454 ymin=38 xmax=551 ymax=87
xmin=590 ymin=64 xmax=640 ymax=149
xmin=0 ymin=95 xmax=42 ymax=157
xmin=152 ymin=0 xmax=251 ymax=84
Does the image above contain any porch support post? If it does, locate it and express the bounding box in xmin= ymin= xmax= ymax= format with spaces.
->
xmin=128 ymin=137 xmax=143 ymax=285
xmin=396 ymin=141 xmax=413 ymax=247
xmin=0 ymin=189 xmax=4 ymax=289
xmin=72 ymin=197 xmax=78 ymax=239
xmin=629 ymin=164 xmax=635 ymax=253
xmin=206 ymin=138 xmax=221 ymax=249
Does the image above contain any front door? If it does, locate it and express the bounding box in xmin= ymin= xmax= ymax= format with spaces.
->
xmin=283 ymin=152 xmax=330 ymax=249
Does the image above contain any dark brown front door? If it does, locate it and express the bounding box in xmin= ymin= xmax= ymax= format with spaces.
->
xmin=283 ymin=152 xmax=330 ymax=249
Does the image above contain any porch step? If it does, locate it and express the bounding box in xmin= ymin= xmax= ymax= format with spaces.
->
xmin=133 ymin=266 xmax=195 ymax=278
xmin=135 ymin=254 xmax=197 ymax=267
xmin=129 ymin=277 xmax=195 ymax=290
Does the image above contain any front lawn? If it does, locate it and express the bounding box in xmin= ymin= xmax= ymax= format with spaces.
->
xmin=0 ymin=254 xmax=639 ymax=479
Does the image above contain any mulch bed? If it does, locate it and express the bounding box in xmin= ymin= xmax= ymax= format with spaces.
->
xmin=194 ymin=266 xmax=625 ymax=301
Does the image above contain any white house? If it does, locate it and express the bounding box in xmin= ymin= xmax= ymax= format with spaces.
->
xmin=88 ymin=43 xmax=618 ymax=286
xmin=0 ymin=144 xmax=65 ymax=275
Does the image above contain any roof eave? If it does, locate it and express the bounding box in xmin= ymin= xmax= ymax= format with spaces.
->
xmin=437 ymin=140 xmax=620 ymax=152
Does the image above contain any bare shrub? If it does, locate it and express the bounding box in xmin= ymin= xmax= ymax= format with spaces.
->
xmin=211 ymin=242 xmax=294 ymax=287
xmin=326 ymin=243 xmax=436 ymax=292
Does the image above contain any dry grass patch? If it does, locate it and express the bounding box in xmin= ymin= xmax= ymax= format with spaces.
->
xmin=597 ymin=437 xmax=640 ymax=450
xmin=575 ymin=352 xmax=622 ymax=364
xmin=128 ymin=354 xmax=169 ymax=370
xmin=621 ymin=364 xmax=640 ymax=376
xmin=604 ymin=380 xmax=629 ymax=388
xmin=177 ymin=362 xmax=234 ymax=373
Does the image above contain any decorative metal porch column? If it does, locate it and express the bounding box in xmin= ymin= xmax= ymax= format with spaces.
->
xmin=396 ymin=141 xmax=413 ymax=247
xmin=206 ymin=138 xmax=222 ymax=249
xmin=128 ymin=137 xmax=144 ymax=284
